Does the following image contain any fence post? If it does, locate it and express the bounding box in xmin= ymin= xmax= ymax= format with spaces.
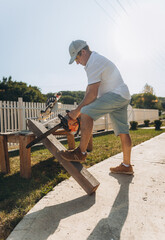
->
xmin=74 ymin=102 xmax=77 ymax=108
xmin=0 ymin=101 xmax=2 ymax=132
xmin=105 ymin=114 xmax=109 ymax=131
xmin=132 ymin=108 xmax=135 ymax=121
xmin=18 ymin=98 xmax=26 ymax=131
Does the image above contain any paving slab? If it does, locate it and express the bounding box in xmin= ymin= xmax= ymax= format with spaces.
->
xmin=7 ymin=133 xmax=165 ymax=240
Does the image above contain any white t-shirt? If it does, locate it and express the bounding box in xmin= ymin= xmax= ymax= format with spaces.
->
xmin=84 ymin=52 xmax=131 ymax=100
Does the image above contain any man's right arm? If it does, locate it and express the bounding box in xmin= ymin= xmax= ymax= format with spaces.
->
xmin=68 ymin=82 xmax=100 ymax=119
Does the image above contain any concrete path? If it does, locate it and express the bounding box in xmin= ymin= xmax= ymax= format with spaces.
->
xmin=7 ymin=133 xmax=165 ymax=240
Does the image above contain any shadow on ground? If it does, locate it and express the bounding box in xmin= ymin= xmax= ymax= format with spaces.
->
xmin=87 ymin=174 xmax=134 ymax=240
xmin=23 ymin=194 xmax=96 ymax=240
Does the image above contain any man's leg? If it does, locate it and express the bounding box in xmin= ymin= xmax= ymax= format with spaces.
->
xmin=58 ymin=113 xmax=93 ymax=162
xmin=119 ymin=133 xmax=132 ymax=165
xmin=110 ymin=133 xmax=133 ymax=174
xmin=79 ymin=113 xmax=93 ymax=152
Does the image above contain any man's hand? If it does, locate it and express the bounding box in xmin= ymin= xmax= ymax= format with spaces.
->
xmin=68 ymin=109 xmax=80 ymax=120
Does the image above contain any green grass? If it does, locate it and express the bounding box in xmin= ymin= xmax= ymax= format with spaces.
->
xmin=0 ymin=129 xmax=165 ymax=239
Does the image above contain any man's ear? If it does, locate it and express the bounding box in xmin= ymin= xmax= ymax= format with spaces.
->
xmin=81 ymin=49 xmax=86 ymax=55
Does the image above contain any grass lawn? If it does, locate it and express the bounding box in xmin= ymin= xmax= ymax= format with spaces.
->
xmin=0 ymin=128 xmax=165 ymax=239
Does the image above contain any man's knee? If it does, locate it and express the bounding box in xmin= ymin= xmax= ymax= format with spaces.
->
xmin=81 ymin=113 xmax=93 ymax=121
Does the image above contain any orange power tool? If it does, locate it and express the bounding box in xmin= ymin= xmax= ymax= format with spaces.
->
xmin=26 ymin=111 xmax=80 ymax=149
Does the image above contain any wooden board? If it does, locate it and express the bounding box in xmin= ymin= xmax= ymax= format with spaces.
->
xmin=19 ymin=134 xmax=34 ymax=179
xmin=27 ymin=119 xmax=100 ymax=195
xmin=0 ymin=135 xmax=10 ymax=173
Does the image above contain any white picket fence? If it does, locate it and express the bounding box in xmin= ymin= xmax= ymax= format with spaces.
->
xmin=0 ymin=98 xmax=77 ymax=132
xmin=0 ymin=98 xmax=159 ymax=133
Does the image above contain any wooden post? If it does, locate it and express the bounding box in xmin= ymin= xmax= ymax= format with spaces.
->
xmin=19 ymin=134 xmax=33 ymax=178
xmin=0 ymin=135 xmax=10 ymax=173
xmin=27 ymin=119 xmax=100 ymax=195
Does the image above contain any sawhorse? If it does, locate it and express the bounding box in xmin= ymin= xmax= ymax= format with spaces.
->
xmin=0 ymin=130 xmax=93 ymax=179
xmin=27 ymin=119 xmax=100 ymax=195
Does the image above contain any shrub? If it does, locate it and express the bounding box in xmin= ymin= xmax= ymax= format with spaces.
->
xmin=144 ymin=120 xmax=150 ymax=127
xmin=154 ymin=120 xmax=162 ymax=130
xmin=130 ymin=121 xmax=138 ymax=130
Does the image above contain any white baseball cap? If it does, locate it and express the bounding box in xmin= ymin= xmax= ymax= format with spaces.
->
xmin=69 ymin=40 xmax=87 ymax=64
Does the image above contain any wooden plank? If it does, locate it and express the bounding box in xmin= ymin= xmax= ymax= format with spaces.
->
xmin=0 ymin=135 xmax=10 ymax=173
xmin=6 ymin=132 xmax=20 ymax=143
xmin=19 ymin=134 xmax=33 ymax=178
xmin=27 ymin=119 xmax=100 ymax=195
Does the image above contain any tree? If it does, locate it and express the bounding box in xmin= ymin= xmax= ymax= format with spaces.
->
xmin=45 ymin=91 xmax=85 ymax=104
xmin=142 ymin=83 xmax=154 ymax=94
xmin=61 ymin=91 xmax=85 ymax=104
xmin=158 ymin=97 xmax=165 ymax=111
xmin=131 ymin=92 xmax=159 ymax=109
xmin=0 ymin=77 xmax=85 ymax=104
xmin=0 ymin=76 xmax=46 ymax=102
xmin=60 ymin=95 xmax=75 ymax=104
xmin=131 ymin=83 xmax=162 ymax=110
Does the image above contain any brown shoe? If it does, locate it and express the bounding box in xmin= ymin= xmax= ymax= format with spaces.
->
xmin=110 ymin=163 xmax=134 ymax=175
xmin=59 ymin=147 xmax=87 ymax=162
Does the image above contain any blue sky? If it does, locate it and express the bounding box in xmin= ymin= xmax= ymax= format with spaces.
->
xmin=0 ymin=0 xmax=165 ymax=97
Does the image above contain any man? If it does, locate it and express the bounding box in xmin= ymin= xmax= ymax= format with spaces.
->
xmin=59 ymin=40 xmax=133 ymax=174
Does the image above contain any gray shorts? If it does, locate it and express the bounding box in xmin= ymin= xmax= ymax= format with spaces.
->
xmin=81 ymin=92 xmax=130 ymax=136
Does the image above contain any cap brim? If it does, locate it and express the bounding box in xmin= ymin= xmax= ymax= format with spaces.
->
xmin=69 ymin=56 xmax=76 ymax=64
